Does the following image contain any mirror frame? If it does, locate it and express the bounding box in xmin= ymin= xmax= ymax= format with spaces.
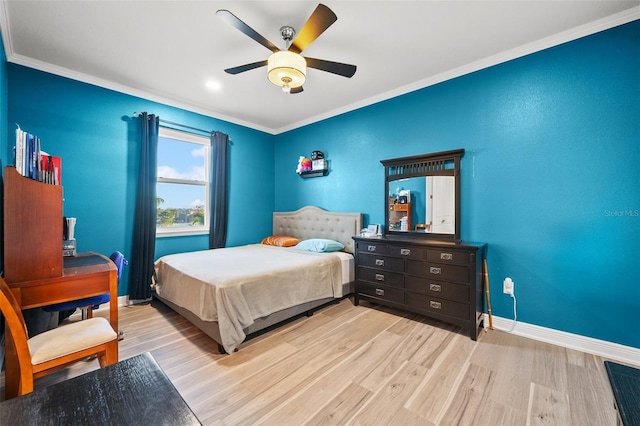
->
xmin=381 ymin=149 xmax=464 ymax=242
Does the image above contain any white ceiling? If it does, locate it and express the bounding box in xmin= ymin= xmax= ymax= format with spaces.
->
xmin=1 ymin=1 xmax=638 ymax=134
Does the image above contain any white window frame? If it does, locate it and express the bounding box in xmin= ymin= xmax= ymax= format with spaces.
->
xmin=156 ymin=127 xmax=210 ymax=237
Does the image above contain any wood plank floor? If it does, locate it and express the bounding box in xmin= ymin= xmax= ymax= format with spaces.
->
xmin=2 ymin=298 xmax=619 ymax=425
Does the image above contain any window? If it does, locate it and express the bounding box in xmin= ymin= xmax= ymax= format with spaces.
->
xmin=156 ymin=127 xmax=209 ymax=236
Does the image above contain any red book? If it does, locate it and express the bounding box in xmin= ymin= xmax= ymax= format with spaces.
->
xmin=40 ymin=153 xmax=62 ymax=185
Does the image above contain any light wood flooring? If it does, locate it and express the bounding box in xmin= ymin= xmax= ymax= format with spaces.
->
xmin=3 ymin=298 xmax=619 ymax=425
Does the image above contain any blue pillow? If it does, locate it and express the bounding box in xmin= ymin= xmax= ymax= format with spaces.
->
xmin=295 ymin=238 xmax=345 ymax=253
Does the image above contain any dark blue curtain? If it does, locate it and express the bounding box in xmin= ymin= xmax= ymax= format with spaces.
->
xmin=129 ymin=113 xmax=159 ymax=300
xmin=209 ymin=131 xmax=229 ymax=249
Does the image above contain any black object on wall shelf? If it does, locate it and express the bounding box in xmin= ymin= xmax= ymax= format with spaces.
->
xmin=299 ymin=169 xmax=328 ymax=178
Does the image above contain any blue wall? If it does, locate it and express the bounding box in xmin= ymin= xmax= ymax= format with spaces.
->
xmin=5 ymin=66 xmax=275 ymax=296
xmin=1 ymin=21 xmax=638 ymax=349
xmin=275 ymin=21 xmax=640 ymax=349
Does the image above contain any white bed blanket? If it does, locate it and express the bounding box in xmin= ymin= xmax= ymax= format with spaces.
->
xmin=154 ymin=244 xmax=343 ymax=353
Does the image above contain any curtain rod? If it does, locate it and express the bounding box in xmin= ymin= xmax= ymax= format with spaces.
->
xmin=133 ymin=112 xmax=213 ymax=136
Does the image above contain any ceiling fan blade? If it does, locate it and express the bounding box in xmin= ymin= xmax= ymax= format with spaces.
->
xmin=305 ymin=57 xmax=357 ymax=78
xmin=224 ymin=60 xmax=268 ymax=75
xmin=290 ymin=86 xmax=304 ymax=94
xmin=216 ymin=9 xmax=280 ymax=53
xmin=288 ymin=4 xmax=337 ymax=54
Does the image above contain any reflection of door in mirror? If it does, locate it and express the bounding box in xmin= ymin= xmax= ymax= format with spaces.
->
xmin=426 ymin=176 xmax=455 ymax=234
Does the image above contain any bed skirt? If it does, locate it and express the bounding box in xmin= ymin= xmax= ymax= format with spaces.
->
xmin=153 ymin=281 xmax=354 ymax=354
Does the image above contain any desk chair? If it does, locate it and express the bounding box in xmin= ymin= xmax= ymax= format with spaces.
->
xmin=0 ymin=276 xmax=118 ymax=397
xmin=44 ymin=252 xmax=127 ymax=321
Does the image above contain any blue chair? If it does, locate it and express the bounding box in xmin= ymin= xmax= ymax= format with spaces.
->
xmin=44 ymin=251 xmax=127 ymax=321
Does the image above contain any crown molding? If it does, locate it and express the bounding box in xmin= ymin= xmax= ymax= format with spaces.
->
xmin=2 ymin=2 xmax=638 ymax=135
xmin=6 ymin=53 xmax=275 ymax=134
xmin=275 ymin=6 xmax=640 ymax=134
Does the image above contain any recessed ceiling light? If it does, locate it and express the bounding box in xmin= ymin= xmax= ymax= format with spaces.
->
xmin=205 ymin=80 xmax=222 ymax=91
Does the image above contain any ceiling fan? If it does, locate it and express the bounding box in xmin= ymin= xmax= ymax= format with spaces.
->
xmin=216 ymin=4 xmax=357 ymax=94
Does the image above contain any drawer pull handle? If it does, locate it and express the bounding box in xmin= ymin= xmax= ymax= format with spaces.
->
xmin=375 ymin=259 xmax=385 ymax=266
xmin=400 ymin=248 xmax=411 ymax=256
xmin=430 ymin=301 xmax=442 ymax=310
xmin=375 ymin=274 xmax=385 ymax=282
xmin=429 ymin=284 xmax=441 ymax=292
xmin=367 ymin=245 xmax=377 ymax=252
xmin=440 ymin=253 xmax=453 ymax=261
xmin=375 ymin=288 xmax=385 ymax=296
xmin=429 ymin=267 xmax=442 ymax=275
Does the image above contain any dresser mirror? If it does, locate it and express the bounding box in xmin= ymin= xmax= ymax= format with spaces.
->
xmin=381 ymin=149 xmax=464 ymax=241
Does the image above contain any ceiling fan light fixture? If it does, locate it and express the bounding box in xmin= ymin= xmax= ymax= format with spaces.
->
xmin=267 ymin=51 xmax=306 ymax=90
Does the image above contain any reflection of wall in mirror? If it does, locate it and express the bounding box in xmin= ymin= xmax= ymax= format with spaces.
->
xmin=426 ymin=176 xmax=455 ymax=233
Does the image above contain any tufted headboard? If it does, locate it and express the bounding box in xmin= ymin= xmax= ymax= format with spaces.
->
xmin=273 ymin=206 xmax=362 ymax=254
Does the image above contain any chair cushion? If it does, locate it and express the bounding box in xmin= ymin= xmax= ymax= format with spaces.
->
xmin=28 ymin=317 xmax=117 ymax=365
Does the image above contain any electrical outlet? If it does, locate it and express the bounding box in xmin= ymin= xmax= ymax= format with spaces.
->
xmin=503 ymin=277 xmax=514 ymax=295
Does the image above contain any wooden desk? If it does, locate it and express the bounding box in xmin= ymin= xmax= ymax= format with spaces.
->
xmin=0 ymin=352 xmax=201 ymax=425
xmin=4 ymin=252 xmax=118 ymax=399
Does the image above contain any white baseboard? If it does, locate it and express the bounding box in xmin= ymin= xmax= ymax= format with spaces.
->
xmin=485 ymin=315 xmax=640 ymax=367
xmin=112 ymin=297 xmax=639 ymax=366
xmin=117 ymin=295 xmax=152 ymax=307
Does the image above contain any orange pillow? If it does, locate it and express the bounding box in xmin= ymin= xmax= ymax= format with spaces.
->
xmin=261 ymin=235 xmax=300 ymax=247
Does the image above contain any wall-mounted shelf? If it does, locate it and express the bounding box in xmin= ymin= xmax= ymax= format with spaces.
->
xmin=298 ymin=169 xmax=328 ymax=178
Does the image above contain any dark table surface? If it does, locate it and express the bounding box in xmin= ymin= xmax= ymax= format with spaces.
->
xmin=605 ymin=361 xmax=640 ymax=426
xmin=0 ymin=352 xmax=201 ymax=425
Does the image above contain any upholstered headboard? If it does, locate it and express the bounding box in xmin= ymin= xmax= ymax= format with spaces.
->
xmin=273 ymin=206 xmax=362 ymax=254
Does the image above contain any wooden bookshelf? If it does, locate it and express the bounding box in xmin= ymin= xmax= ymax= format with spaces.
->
xmin=3 ymin=166 xmax=63 ymax=282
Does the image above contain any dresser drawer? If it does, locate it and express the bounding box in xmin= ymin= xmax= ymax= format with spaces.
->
xmin=405 ymin=293 xmax=469 ymax=320
xmin=358 ymin=253 xmax=404 ymax=272
xmin=358 ymin=282 xmax=404 ymax=304
xmin=358 ymin=267 xmax=404 ymax=288
xmin=356 ymin=241 xmax=388 ymax=255
xmin=406 ymin=260 xmax=469 ymax=284
xmin=387 ymin=245 xmax=425 ymax=260
xmin=405 ymin=276 xmax=469 ymax=302
xmin=426 ymin=249 xmax=470 ymax=266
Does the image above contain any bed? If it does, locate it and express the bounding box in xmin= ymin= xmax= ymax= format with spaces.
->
xmin=153 ymin=206 xmax=362 ymax=354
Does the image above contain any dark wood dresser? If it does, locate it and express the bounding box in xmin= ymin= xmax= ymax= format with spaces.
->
xmin=353 ymin=235 xmax=486 ymax=340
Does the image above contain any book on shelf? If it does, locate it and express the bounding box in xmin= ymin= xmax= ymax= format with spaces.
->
xmin=13 ymin=126 xmax=61 ymax=185
xmin=40 ymin=153 xmax=62 ymax=185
